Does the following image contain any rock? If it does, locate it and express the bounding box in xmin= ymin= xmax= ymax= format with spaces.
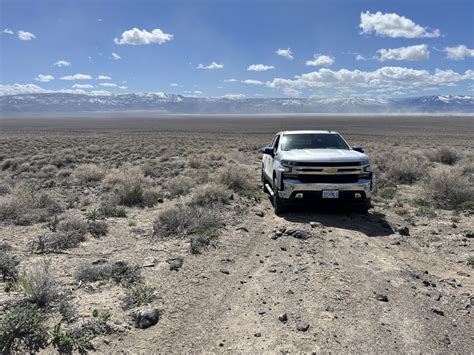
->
xmin=254 ymin=332 xmax=262 ymax=337
xmin=296 ymin=321 xmax=310 ymax=332
xmin=220 ymin=269 xmax=230 ymax=275
xmin=134 ymin=308 xmax=159 ymax=329
xmin=440 ymin=334 xmax=451 ymax=345
xmin=310 ymin=221 xmax=323 ymax=228
xmin=397 ymin=226 xmax=410 ymax=236
xmin=166 ymin=257 xmax=183 ymax=271
xmin=375 ymin=293 xmax=389 ymax=302
xmin=464 ymin=231 xmax=473 ymax=238
xmin=278 ymin=313 xmax=288 ymax=322
xmin=271 ymin=233 xmax=280 ymax=240
xmin=255 ymin=211 xmax=265 ymax=217
xmin=258 ymin=310 xmax=266 ymax=315
xmin=236 ymin=226 xmax=249 ymax=232
xmin=432 ymin=308 xmax=445 ymax=316
xmin=426 ymin=291 xmax=442 ymax=301
xmin=143 ymin=257 xmax=157 ymax=267
xmin=292 ymin=230 xmax=311 ymax=240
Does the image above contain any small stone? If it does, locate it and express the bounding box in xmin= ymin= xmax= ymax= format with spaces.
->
xmin=134 ymin=308 xmax=159 ymax=329
xmin=310 ymin=221 xmax=323 ymax=228
xmin=432 ymin=308 xmax=445 ymax=316
xmin=254 ymin=332 xmax=262 ymax=337
xmin=255 ymin=211 xmax=265 ymax=217
xmin=278 ymin=313 xmax=288 ymax=322
xmin=258 ymin=310 xmax=266 ymax=315
xmin=440 ymin=334 xmax=451 ymax=345
xmin=375 ymin=293 xmax=389 ymax=302
xmin=142 ymin=257 xmax=157 ymax=267
xmin=166 ymin=257 xmax=183 ymax=271
xmin=220 ymin=269 xmax=230 ymax=275
xmin=292 ymin=230 xmax=311 ymax=240
xmin=397 ymin=226 xmax=410 ymax=236
xmin=296 ymin=321 xmax=310 ymax=332
xmin=464 ymin=231 xmax=473 ymax=238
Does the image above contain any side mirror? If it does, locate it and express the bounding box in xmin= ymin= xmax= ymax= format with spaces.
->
xmin=261 ymin=146 xmax=275 ymax=157
xmin=353 ymin=146 xmax=364 ymax=153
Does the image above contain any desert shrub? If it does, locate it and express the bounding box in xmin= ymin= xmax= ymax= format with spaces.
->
xmin=12 ymin=260 xmax=59 ymax=308
xmin=87 ymin=220 xmax=108 ymax=238
xmin=122 ymin=285 xmax=156 ymax=310
xmin=142 ymin=163 xmax=161 ymax=178
xmin=189 ymin=184 xmax=231 ymax=206
xmin=75 ymin=261 xmax=142 ymax=286
xmin=188 ymin=156 xmax=204 ymax=169
xmin=373 ymin=151 xmax=428 ymax=187
xmin=426 ymin=147 xmax=460 ymax=165
xmin=0 ymin=183 xmax=11 ymax=196
xmin=143 ymin=188 xmax=164 ymax=207
xmin=165 ymin=175 xmax=194 ymax=197
xmin=423 ymin=167 xmax=474 ymax=209
xmin=0 ymin=249 xmax=19 ymax=281
xmin=378 ymin=187 xmax=397 ymax=200
xmin=33 ymin=216 xmax=88 ymax=252
xmin=103 ymin=167 xmax=147 ymax=206
xmin=216 ymin=167 xmax=255 ymax=196
xmin=59 ymin=299 xmax=77 ymax=323
xmin=189 ymin=234 xmax=216 ymax=255
xmin=153 ymin=205 xmax=221 ymax=239
xmin=1 ymin=159 xmax=18 ymax=171
xmin=57 ymin=215 xmax=88 ymax=236
xmin=96 ymin=198 xmax=127 ymax=218
xmin=0 ymin=304 xmax=49 ymax=353
xmin=72 ymin=164 xmax=106 ymax=186
xmin=467 ymin=256 xmax=474 ymax=268
xmin=39 ymin=164 xmax=58 ymax=178
xmin=0 ymin=184 xmax=62 ymax=225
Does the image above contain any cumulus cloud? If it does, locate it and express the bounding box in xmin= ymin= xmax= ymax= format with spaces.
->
xmin=72 ymin=84 xmax=93 ymax=89
xmin=247 ymin=64 xmax=274 ymax=71
xmin=170 ymin=83 xmax=179 ymax=87
xmin=3 ymin=28 xmax=14 ymax=35
xmin=114 ymin=27 xmax=173 ymax=45
xmin=377 ymin=44 xmax=429 ymax=61
xmin=60 ymin=74 xmax=92 ymax=80
xmin=276 ymin=48 xmax=293 ymax=60
xmin=223 ymin=78 xmax=238 ymax=82
xmin=35 ymin=74 xmax=54 ymax=82
xmin=99 ymin=83 xmax=118 ymax=87
xmin=355 ymin=54 xmax=367 ymax=61
xmin=53 ymin=60 xmax=71 ymax=67
xmin=111 ymin=52 xmax=121 ymax=60
xmin=266 ymin=67 xmax=474 ymax=95
xmin=444 ymin=45 xmax=474 ymax=60
xmin=97 ymin=75 xmax=112 ymax=80
xmin=305 ymin=55 xmax=334 ymax=67
xmin=0 ymin=83 xmax=86 ymax=96
xmin=18 ymin=30 xmax=36 ymax=41
xmin=222 ymin=93 xmax=246 ymax=99
xmin=360 ymin=11 xmax=440 ymax=38
xmin=197 ymin=62 xmax=224 ymax=69
xmin=241 ymin=79 xmax=264 ymax=85
xmin=118 ymin=86 xmax=128 ymax=89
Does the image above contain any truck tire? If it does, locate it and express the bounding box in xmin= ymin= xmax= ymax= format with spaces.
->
xmin=261 ymin=167 xmax=267 ymax=193
xmin=272 ymin=176 xmax=287 ymax=215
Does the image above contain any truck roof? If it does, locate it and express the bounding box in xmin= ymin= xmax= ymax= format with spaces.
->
xmin=280 ymin=130 xmax=339 ymax=135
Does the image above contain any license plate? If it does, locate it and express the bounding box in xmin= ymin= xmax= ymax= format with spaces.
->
xmin=322 ymin=190 xmax=339 ymax=199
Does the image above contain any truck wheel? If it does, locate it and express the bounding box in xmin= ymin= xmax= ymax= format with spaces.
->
xmin=261 ymin=168 xmax=267 ymax=193
xmin=272 ymin=177 xmax=287 ymax=215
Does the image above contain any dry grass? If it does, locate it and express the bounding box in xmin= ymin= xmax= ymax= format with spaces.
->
xmin=189 ymin=184 xmax=231 ymax=206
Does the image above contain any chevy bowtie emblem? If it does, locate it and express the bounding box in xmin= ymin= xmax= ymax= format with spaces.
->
xmin=323 ymin=168 xmax=337 ymax=174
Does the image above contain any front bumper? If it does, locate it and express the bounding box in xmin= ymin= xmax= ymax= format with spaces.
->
xmin=278 ymin=178 xmax=372 ymax=199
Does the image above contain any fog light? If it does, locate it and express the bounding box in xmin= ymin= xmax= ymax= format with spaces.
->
xmin=295 ymin=193 xmax=304 ymax=199
xmin=355 ymin=193 xmax=362 ymax=198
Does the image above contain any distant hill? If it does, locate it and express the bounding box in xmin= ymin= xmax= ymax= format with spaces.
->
xmin=1 ymin=93 xmax=473 ymax=114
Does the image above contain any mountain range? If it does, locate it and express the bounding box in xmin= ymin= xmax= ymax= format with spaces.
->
xmin=1 ymin=93 xmax=473 ymax=114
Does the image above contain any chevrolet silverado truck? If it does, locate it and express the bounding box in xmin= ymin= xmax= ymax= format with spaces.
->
xmin=261 ymin=130 xmax=373 ymax=214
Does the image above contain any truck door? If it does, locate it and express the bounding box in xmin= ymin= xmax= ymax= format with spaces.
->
xmin=265 ymin=134 xmax=280 ymax=179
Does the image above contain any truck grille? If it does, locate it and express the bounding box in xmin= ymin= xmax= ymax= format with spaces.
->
xmin=288 ymin=161 xmax=364 ymax=167
xmin=284 ymin=174 xmax=361 ymax=183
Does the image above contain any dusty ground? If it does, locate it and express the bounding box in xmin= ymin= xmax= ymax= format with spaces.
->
xmin=0 ymin=115 xmax=473 ymax=353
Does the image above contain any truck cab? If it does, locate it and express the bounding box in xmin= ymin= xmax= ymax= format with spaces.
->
xmin=261 ymin=130 xmax=372 ymax=214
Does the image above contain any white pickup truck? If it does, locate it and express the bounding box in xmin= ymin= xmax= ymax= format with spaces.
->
xmin=261 ymin=130 xmax=373 ymax=214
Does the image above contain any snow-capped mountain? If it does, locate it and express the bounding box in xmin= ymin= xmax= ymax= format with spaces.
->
xmin=0 ymin=93 xmax=473 ymax=114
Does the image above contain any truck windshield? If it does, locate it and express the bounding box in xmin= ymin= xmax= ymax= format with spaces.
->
xmin=280 ymin=134 xmax=349 ymax=151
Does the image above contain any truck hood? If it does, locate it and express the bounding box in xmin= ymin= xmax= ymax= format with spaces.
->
xmin=278 ymin=149 xmax=368 ymax=163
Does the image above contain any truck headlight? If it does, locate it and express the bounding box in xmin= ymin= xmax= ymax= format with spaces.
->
xmin=362 ymin=164 xmax=372 ymax=173
xmin=281 ymin=160 xmax=298 ymax=167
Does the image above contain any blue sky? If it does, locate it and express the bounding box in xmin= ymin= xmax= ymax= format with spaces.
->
xmin=1 ymin=0 xmax=473 ymax=98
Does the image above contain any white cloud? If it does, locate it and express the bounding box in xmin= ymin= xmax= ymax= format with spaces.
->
xmin=17 ymin=30 xmax=36 ymax=41
xmin=247 ymin=64 xmax=274 ymax=71
xmin=222 ymin=93 xmax=246 ymax=99
xmin=99 ymin=83 xmax=117 ymax=87
xmin=377 ymin=44 xmax=429 ymax=61
xmin=360 ymin=11 xmax=440 ymax=38
xmin=89 ymin=90 xmax=111 ymax=96
xmin=224 ymin=78 xmax=238 ymax=82
xmin=35 ymin=74 xmax=54 ymax=82
xmin=72 ymin=84 xmax=93 ymax=89
xmin=275 ymin=48 xmax=293 ymax=60
xmin=111 ymin=52 xmax=121 ymax=60
xmin=0 ymin=83 xmax=86 ymax=96
xmin=53 ymin=60 xmax=71 ymax=67
xmin=97 ymin=75 xmax=112 ymax=80
xmin=305 ymin=55 xmax=334 ymax=67
xmin=170 ymin=83 xmax=179 ymax=87
xmin=217 ymin=86 xmax=223 ymax=89
xmin=114 ymin=27 xmax=173 ymax=45
xmin=356 ymin=54 xmax=367 ymax=61
xmin=118 ymin=86 xmax=128 ymax=89
xmin=3 ymin=28 xmax=14 ymax=35
xmin=60 ymin=74 xmax=92 ymax=80
xmin=444 ymin=45 xmax=474 ymax=60
xmin=197 ymin=62 xmax=224 ymax=69
xmin=241 ymin=79 xmax=264 ymax=85
xmin=193 ymin=90 xmax=203 ymax=94
xmin=267 ymin=67 xmax=474 ymax=95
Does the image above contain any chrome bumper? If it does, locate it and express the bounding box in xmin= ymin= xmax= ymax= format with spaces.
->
xmin=278 ymin=179 xmax=372 ymax=199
